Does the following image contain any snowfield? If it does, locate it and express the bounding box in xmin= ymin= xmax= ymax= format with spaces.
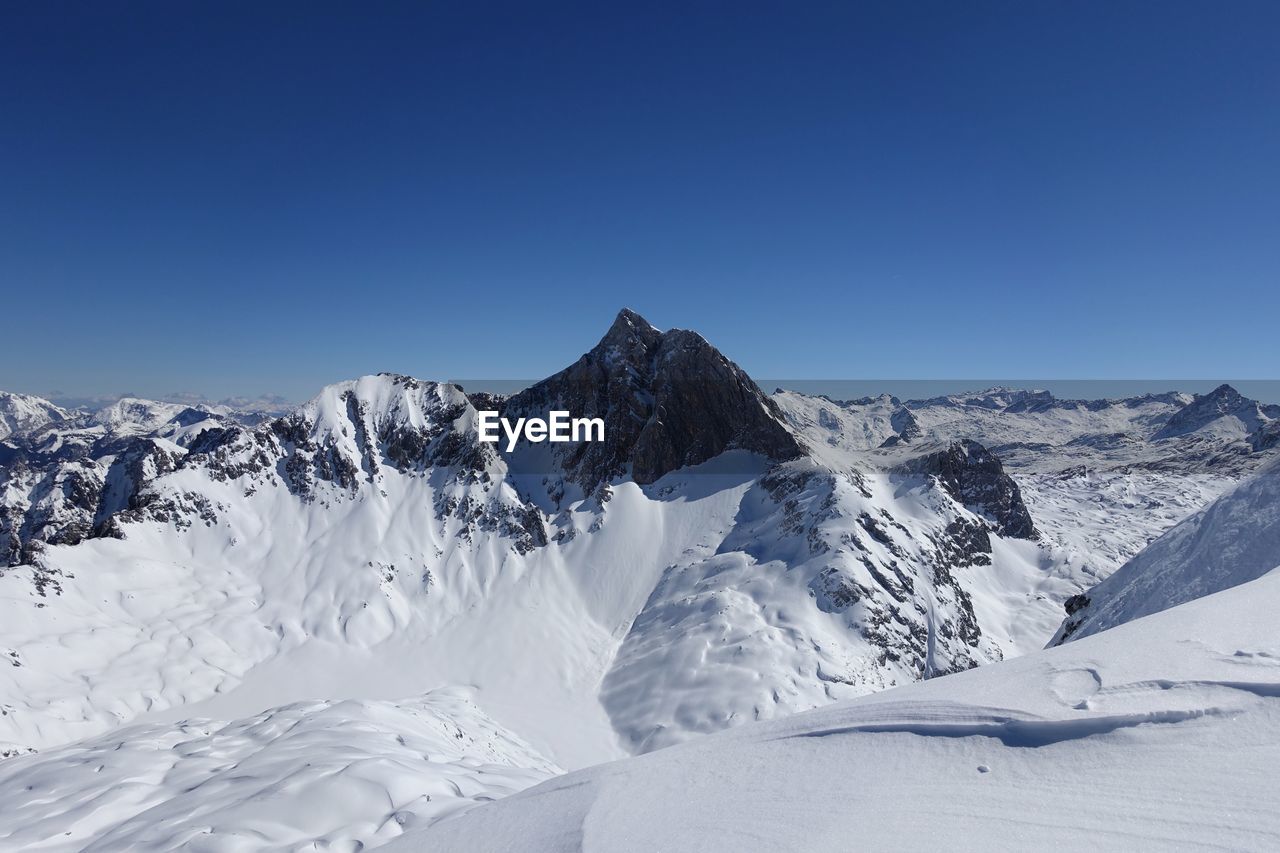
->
xmin=385 ymin=569 xmax=1280 ymax=852
xmin=1054 ymin=454 xmax=1280 ymax=644
xmin=0 ymin=689 xmax=558 ymax=852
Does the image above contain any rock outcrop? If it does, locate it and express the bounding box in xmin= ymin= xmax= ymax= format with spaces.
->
xmin=897 ymin=440 xmax=1037 ymax=539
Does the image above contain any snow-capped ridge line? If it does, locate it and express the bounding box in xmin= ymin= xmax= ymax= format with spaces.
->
xmin=1053 ymin=453 xmax=1280 ymax=644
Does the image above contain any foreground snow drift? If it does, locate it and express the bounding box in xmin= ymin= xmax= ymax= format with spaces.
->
xmin=0 ymin=689 xmax=558 ymax=852
xmin=387 ymin=570 xmax=1280 ymax=852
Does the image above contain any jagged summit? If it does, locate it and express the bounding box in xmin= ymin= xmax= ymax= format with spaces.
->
xmin=1153 ymin=383 xmax=1278 ymax=440
xmin=503 ymin=309 xmax=805 ymax=488
xmin=895 ymin=439 xmax=1038 ymax=539
xmin=602 ymin=306 xmax=661 ymax=342
xmin=587 ymin=308 xmax=665 ymax=372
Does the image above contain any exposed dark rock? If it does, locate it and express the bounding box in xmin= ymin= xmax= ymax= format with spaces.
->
xmin=935 ymin=517 xmax=993 ymax=568
xmin=503 ymin=309 xmax=805 ymax=489
xmin=898 ymin=440 xmax=1038 ymax=540
xmin=890 ymin=407 xmax=922 ymax=442
xmin=0 ymin=437 xmax=185 ymax=567
xmin=465 ymin=391 xmax=506 ymax=413
xmin=1064 ymin=592 xmax=1091 ymax=616
xmin=1053 ymin=593 xmax=1093 ymax=644
xmin=1251 ymin=420 xmax=1280 ymax=452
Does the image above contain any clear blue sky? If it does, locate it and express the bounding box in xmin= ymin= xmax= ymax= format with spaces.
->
xmin=2 ymin=1 xmax=1277 ymax=402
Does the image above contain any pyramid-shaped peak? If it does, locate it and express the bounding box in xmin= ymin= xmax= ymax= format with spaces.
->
xmin=591 ymin=308 xmax=665 ymax=364
xmin=1207 ymin=383 xmax=1242 ymax=399
xmin=504 ymin=310 xmax=805 ymax=488
xmin=599 ymin=308 xmax=661 ymax=344
xmin=1152 ymin=383 xmax=1265 ymax=440
xmin=612 ymin=307 xmax=658 ymax=331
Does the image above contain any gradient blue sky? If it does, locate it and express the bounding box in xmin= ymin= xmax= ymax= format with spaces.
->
xmin=2 ymin=1 xmax=1277 ymax=402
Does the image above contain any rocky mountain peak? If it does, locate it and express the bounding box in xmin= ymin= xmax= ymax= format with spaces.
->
xmin=1203 ymin=383 xmax=1246 ymax=410
xmin=589 ymin=308 xmax=664 ymax=372
xmin=896 ymin=439 xmax=1038 ymax=539
xmin=504 ymin=309 xmax=805 ymax=489
xmin=1153 ymin=383 xmax=1276 ymax=440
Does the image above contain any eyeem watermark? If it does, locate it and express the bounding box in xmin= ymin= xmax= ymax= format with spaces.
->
xmin=477 ymin=411 xmax=605 ymax=452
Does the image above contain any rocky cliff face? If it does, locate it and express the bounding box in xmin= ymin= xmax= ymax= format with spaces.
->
xmin=1 ymin=434 xmax=188 ymax=569
xmin=1252 ymin=420 xmax=1280 ymax=452
xmin=502 ymin=309 xmax=805 ymax=490
xmin=896 ymin=440 xmax=1038 ymax=539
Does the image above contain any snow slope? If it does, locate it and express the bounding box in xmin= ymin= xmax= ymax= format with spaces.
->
xmin=1053 ymin=454 xmax=1280 ymax=644
xmin=0 ymin=392 xmax=72 ymax=442
xmin=0 ymin=689 xmax=558 ymax=852
xmin=387 ymin=569 xmax=1280 ymax=852
xmin=0 ymin=411 xmax=770 ymax=769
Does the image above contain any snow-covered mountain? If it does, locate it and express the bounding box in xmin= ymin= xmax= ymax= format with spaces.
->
xmin=1052 ymin=454 xmax=1280 ymax=644
xmin=502 ymin=308 xmax=803 ymax=492
xmin=0 ymin=391 xmax=73 ymax=442
xmin=1152 ymin=382 xmax=1279 ymax=441
xmin=1 ymin=314 xmax=1067 ymax=765
xmin=0 ymin=393 xmax=247 ymax=568
xmin=776 ymin=380 xmax=1277 ymax=592
xmin=1 ymin=310 xmax=1277 ymax=850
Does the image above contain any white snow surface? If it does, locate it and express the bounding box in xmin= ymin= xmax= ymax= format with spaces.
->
xmin=386 ymin=569 xmax=1280 ymax=852
xmin=0 ymin=688 xmax=558 ymax=852
xmin=0 ymin=392 xmax=72 ymax=442
xmin=1054 ymin=454 xmax=1280 ymax=643
xmin=773 ymin=387 xmax=1191 ymax=458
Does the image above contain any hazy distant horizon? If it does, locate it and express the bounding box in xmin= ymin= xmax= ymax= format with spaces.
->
xmin=28 ymin=378 xmax=1280 ymax=411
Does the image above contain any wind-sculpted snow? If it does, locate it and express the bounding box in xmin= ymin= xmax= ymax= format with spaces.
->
xmin=1 ymin=357 xmax=1266 ymax=768
xmin=0 ymin=690 xmax=558 ymax=852
xmin=1054 ymin=455 xmax=1280 ymax=644
xmin=596 ymin=455 xmax=1076 ymax=752
xmin=384 ymin=572 xmax=1280 ymax=853
xmin=0 ymin=435 xmax=1055 ymax=771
